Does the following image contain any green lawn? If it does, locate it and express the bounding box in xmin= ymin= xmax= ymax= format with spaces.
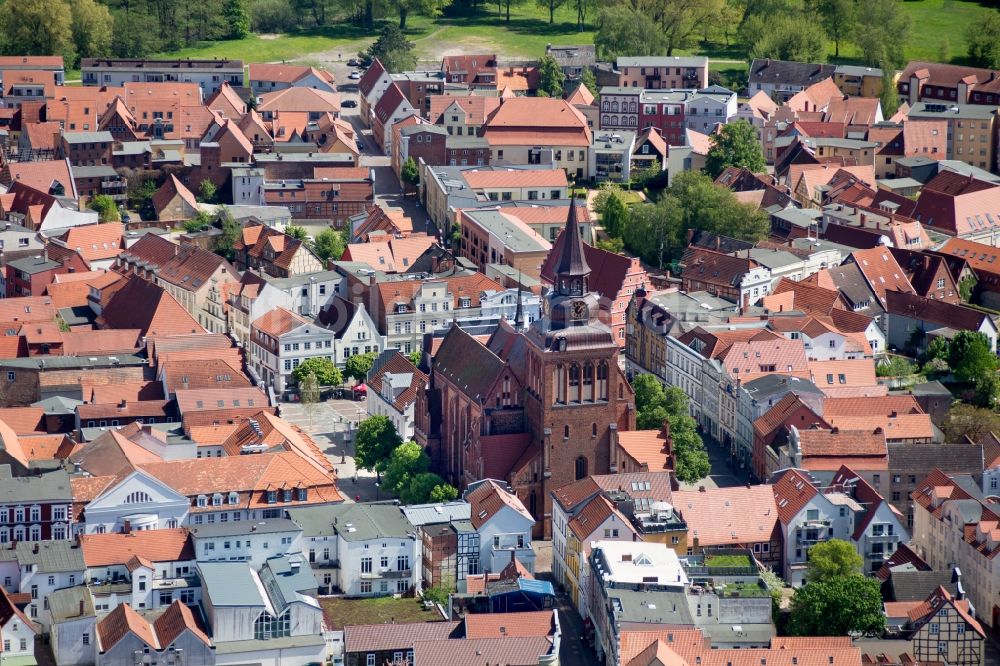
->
xmin=320 ymin=596 xmax=444 ymax=630
xmin=149 ymin=0 xmax=993 ymax=74
xmin=705 ymin=553 xmax=753 ymax=568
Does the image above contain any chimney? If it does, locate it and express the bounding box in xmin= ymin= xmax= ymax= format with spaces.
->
xmin=830 ymin=426 xmax=839 ymax=434
xmin=79 ymin=599 xmax=84 ymax=616
xmin=119 ymin=399 xmax=127 ymax=409
xmin=32 ymin=543 xmax=38 ymax=554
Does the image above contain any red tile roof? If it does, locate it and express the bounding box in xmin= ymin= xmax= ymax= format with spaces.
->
xmin=467 ymin=479 xmax=532 ymax=529
xmin=771 ymin=468 xmax=819 ymax=524
xmin=464 ymin=611 xmax=555 ymax=639
xmin=80 ymin=529 xmax=194 ymax=567
xmin=673 ymin=485 xmax=780 ymax=547
xmin=97 ymin=277 xmax=204 ymax=337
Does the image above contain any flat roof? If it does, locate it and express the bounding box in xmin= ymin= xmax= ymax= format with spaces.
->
xmin=463 ymin=209 xmax=550 ymax=253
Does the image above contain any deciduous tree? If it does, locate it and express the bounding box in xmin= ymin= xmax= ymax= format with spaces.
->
xmin=537 ymin=0 xmax=565 ymax=23
xmin=747 ymin=13 xmax=824 ymax=63
xmin=538 ymin=54 xmax=565 ymax=98
xmin=403 ymin=472 xmax=457 ymax=504
xmin=224 ymin=0 xmax=252 ymax=38
xmin=292 ymin=357 xmax=343 ymax=386
xmin=967 ymin=12 xmax=1000 ymax=69
xmin=0 ymin=0 xmax=75 ymax=63
xmin=401 ymin=157 xmax=420 ymax=190
xmin=88 ymin=195 xmax=120 ymax=222
xmin=594 ymin=7 xmax=668 ymax=60
xmin=285 ymin=225 xmax=308 ymax=240
xmin=355 ymin=415 xmax=403 ymax=476
xmin=806 ymin=539 xmax=863 ymax=582
xmin=345 ymin=351 xmax=378 ymax=383
xmin=384 ymin=441 xmax=430 ymax=496
xmin=313 ymin=229 xmax=347 ymax=261
xmin=853 ymin=0 xmax=911 ymax=69
xmin=788 ymin=576 xmax=886 ymax=636
xmin=949 ymin=331 xmax=998 ymax=384
xmin=817 ymin=0 xmax=855 ymax=58
xmin=705 ymin=120 xmax=765 ymax=178
xmin=71 ymin=0 xmax=113 ymax=65
xmin=600 ymin=190 xmax=628 ymax=238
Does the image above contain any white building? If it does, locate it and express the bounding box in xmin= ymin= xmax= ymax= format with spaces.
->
xmin=49 ymin=586 xmax=97 ymax=666
xmin=74 ymin=469 xmax=190 ymax=536
xmin=0 ymin=586 xmax=38 ymax=664
xmin=772 ymin=467 xmax=907 ymax=586
xmin=190 ymin=518 xmax=303 ymax=568
xmin=250 ymin=307 xmax=337 ymax=394
xmin=81 ymin=58 xmax=241 ymax=94
xmin=366 ymin=350 xmax=426 ymax=441
xmin=685 ymin=86 xmax=738 ymax=134
xmin=0 ymin=541 xmax=85 ymax=631
xmin=318 ymin=295 xmax=386 ymax=370
xmin=198 ymin=555 xmax=326 ymax=666
xmin=287 ymin=503 xmax=420 ymax=598
xmin=465 ymin=480 xmax=535 ymax=575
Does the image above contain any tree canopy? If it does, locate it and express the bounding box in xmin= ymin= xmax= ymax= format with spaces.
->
xmin=631 ymin=375 xmax=710 ymax=483
xmin=345 ymin=352 xmax=378 ymax=383
xmin=787 ymin=576 xmax=886 ymax=636
xmin=355 ymin=415 xmax=403 ymax=476
xmin=366 ymin=24 xmax=417 ymax=72
xmin=538 ymin=54 xmax=565 ymax=98
xmin=313 ymin=229 xmax=347 ymax=262
xmin=88 ymin=195 xmax=120 ymax=223
xmin=292 ymin=357 xmax=343 ymax=386
xmin=384 ymin=441 xmax=430 ymax=498
xmin=806 ymin=539 xmax=863 ymax=582
xmin=967 ymin=12 xmax=1000 ymax=69
xmin=705 ymin=120 xmax=766 ymax=178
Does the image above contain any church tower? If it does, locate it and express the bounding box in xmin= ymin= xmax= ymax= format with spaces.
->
xmin=523 ymin=198 xmax=635 ymax=537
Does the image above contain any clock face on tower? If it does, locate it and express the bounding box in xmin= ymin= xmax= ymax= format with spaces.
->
xmin=571 ymin=300 xmax=588 ymax=319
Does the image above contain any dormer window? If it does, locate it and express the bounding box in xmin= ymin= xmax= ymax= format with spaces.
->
xmin=296 ymin=487 xmax=308 ymax=501
xmin=196 ymin=495 xmax=207 ymax=507
xmin=212 ymin=493 xmax=223 ymax=506
xmin=228 ymin=492 xmax=239 ymax=505
xmin=266 ymin=490 xmax=277 ymax=504
xmin=282 ymin=488 xmax=293 ymax=502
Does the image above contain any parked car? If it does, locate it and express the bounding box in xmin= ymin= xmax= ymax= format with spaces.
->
xmin=349 ymin=71 xmax=362 ymax=80
xmin=342 ymin=99 xmax=358 ymax=108
xmin=348 ymin=58 xmax=360 ymax=66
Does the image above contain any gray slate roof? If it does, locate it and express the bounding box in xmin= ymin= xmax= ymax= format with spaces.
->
xmin=402 ymin=501 xmax=471 ymax=526
xmin=190 ymin=518 xmax=302 ymax=539
xmin=0 ymin=466 xmax=72 ymax=503
xmin=199 ymin=561 xmax=265 ymax=607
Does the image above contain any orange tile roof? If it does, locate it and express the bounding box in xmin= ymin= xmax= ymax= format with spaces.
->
xmin=97 ymin=277 xmax=204 ymax=338
xmin=85 ymin=381 xmax=164 ymax=404
xmin=463 ymin=168 xmax=567 ymax=189
xmin=251 ymin=307 xmax=310 ymax=338
xmin=137 ymin=450 xmax=341 ymax=508
xmin=850 ymin=246 xmax=916 ymax=303
xmin=673 ymin=485 xmax=779 ymax=547
xmin=616 ymin=428 xmax=673 ymax=471
xmin=796 ymin=426 xmax=887 ymax=457
xmin=484 ymin=98 xmax=591 ymax=146
xmin=824 ymin=413 xmax=933 ymax=441
xmin=568 ymin=494 xmax=636 ymax=542
xmin=771 ymin=468 xmax=819 ymax=524
xmin=60 ymin=329 xmax=142 ymax=356
xmin=56 ymin=223 xmax=124 ymax=263
xmin=80 ymin=528 xmax=194 ymax=567
xmin=429 ymin=94 xmax=501 ymax=126
xmin=159 ymin=358 xmax=249 ymax=393
xmin=153 ymin=601 xmax=211 ymax=647
xmin=467 ymin=479 xmax=532 ymax=529
xmin=341 ymin=234 xmax=437 ymax=273
xmin=97 ymin=603 xmax=159 ymax=651
xmin=376 ymin=272 xmax=504 ymax=312
xmin=0 ymin=407 xmax=45 ymax=434
xmin=464 ymin=611 xmax=554 ymax=639
xmin=551 ymin=476 xmax=601 ymax=512
xmin=249 ymin=63 xmax=334 ymax=85
xmin=718 ymin=339 xmax=810 ymax=381
xmin=808 ymin=359 xmax=884 ymax=397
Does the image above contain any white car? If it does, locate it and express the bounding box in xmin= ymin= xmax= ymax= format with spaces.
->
xmin=349 ymin=71 xmax=362 ymax=80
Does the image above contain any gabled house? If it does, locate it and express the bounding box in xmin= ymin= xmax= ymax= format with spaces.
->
xmin=316 ymin=295 xmax=384 ymax=371
xmin=466 ymin=479 xmax=536 ymax=575
xmin=250 ymin=307 xmax=336 ymax=395
xmin=0 ymin=572 xmax=38 ymax=663
xmin=249 ymin=63 xmax=336 ymax=94
xmin=151 ymin=175 xmax=200 ymax=224
xmin=95 ymin=601 xmax=213 ymax=665
xmin=232 ymin=221 xmax=324 ymax=277
xmin=372 ymin=82 xmax=417 ymax=154
xmin=358 ymin=58 xmax=391 ymax=129
xmin=155 ymin=245 xmax=240 ymax=334
xmin=884 ymin=290 xmax=998 ymax=354
xmin=885 ymin=585 xmax=985 ymax=666
xmin=365 ymin=350 xmax=426 ymax=441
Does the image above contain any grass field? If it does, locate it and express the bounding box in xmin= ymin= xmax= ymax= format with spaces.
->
xmin=152 ymin=0 xmax=997 ymax=74
xmin=320 ymin=596 xmax=443 ymax=630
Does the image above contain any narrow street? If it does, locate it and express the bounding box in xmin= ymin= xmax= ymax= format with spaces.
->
xmin=679 ymin=430 xmax=750 ymax=490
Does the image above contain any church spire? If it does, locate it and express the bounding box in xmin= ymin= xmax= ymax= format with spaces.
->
xmin=552 ymin=196 xmax=590 ymax=296
xmin=513 ymin=272 xmax=524 ymax=329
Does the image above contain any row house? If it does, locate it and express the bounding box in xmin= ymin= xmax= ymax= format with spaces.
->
xmin=317 ymin=295 xmax=385 ymax=371
xmin=71 ymin=449 xmax=341 ymax=535
xmin=0 ymin=540 xmax=85 ymax=631
xmin=911 ymin=470 xmax=1000 ymax=629
xmin=372 ymin=82 xmax=418 ymax=154
xmin=910 ymin=170 xmax=1000 ymax=240
xmin=56 ymin=131 xmax=113 ymax=166
xmin=248 ymin=62 xmax=336 ymax=95
xmin=263 ymin=167 xmax=374 ymax=227
xmin=365 ymin=350 xmax=426 ymax=441
xmin=155 ymin=244 xmax=240 ymax=335
xmin=358 ymin=59 xmax=392 ymax=129
xmin=906 ymin=102 xmax=997 ymax=172
xmin=680 ymin=248 xmax=773 ymax=306
xmin=772 ymin=466 xmax=907 ymax=586
xmin=391 ymin=70 xmax=447 ymax=117
xmin=232 ymin=221 xmax=324 ymax=278
xmin=0 ymin=467 xmax=73 ymax=543
xmin=749 ymin=59 xmax=837 ymax=102
xmin=250 ymin=307 xmax=337 ymax=395
xmin=482 ymin=97 xmax=592 ymax=180
xmin=616 ymin=56 xmax=709 ymax=90
xmin=288 ymin=503 xmax=420 ymax=598
xmin=898 ymin=61 xmax=1000 ymax=106
xmin=81 ymin=58 xmax=243 ymax=94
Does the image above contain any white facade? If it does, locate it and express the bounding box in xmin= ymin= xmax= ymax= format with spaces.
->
xmin=0 ymin=606 xmax=36 ymax=661
xmin=477 ymin=503 xmax=536 ymax=575
xmin=78 ymin=470 xmax=189 ymax=536
xmin=334 ymin=535 xmax=419 ymax=598
xmin=191 ymin=519 xmax=303 ymax=568
xmin=50 ymin=600 xmax=96 ymax=666
xmin=367 ymin=372 xmax=418 ymax=441
xmin=685 ymin=88 xmax=738 ymax=134
xmin=82 ymin=63 xmax=237 ymax=94
xmin=335 ymin=305 xmax=385 ymax=370
xmin=251 ymin=319 xmax=337 ymax=394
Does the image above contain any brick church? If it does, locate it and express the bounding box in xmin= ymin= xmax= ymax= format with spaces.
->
xmin=414 ymin=199 xmax=636 ymax=537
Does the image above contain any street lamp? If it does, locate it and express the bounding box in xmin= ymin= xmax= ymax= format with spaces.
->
xmin=374 ymin=482 xmax=380 ymax=501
